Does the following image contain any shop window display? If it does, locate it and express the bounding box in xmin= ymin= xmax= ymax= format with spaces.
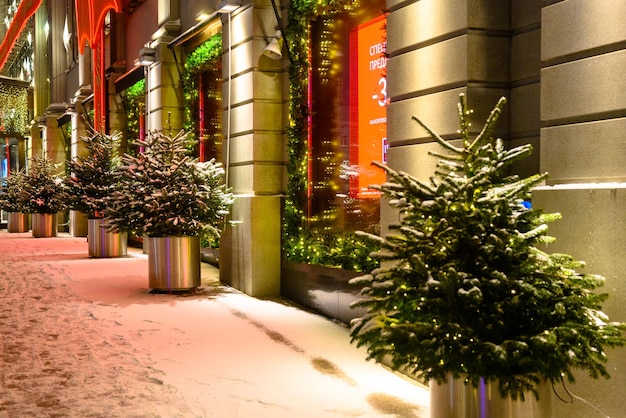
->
xmin=284 ymin=1 xmax=386 ymax=271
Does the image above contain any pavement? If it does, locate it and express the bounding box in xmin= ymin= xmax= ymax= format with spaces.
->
xmin=0 ymin=231 xmax=430 ymax=418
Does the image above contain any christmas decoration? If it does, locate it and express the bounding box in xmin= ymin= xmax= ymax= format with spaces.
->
xmin=21 ymin=156 xmax=67 ymax=214
xmin=349 ymin=95 xmax=626 ymax=400
xmin=182 ymin=34 xmax=222 ymax=158
xmin=124 ymin=79 xmax=144 ymax=150
xmin=283 ymin=230 xmax=379 ymax=272
xmin=0 ymin=168 xmax=29 ymax=213
xmin=105 ymin=130 xmax=233 ymax=238
xmin=64 ymin=130 xmax=122 ymax=218
xmin=283 ymin=0 xmax=381 ymax=271
xmin=0 ymin=81 xmax=29 ymax=134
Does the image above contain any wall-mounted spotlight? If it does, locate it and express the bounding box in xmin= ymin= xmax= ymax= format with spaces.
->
xmin=139 ymin=46 xmax=156 ymax=66
xmin=216 ymin=0 xmax=241 ymax=14
xmin=263 ymin=30 xmax=283 ymax=60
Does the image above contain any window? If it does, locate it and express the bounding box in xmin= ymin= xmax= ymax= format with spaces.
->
xmin=182 ymin=33 xmax=223 ymax=163
xmin=308 ymin=3 xmax=387 ymax=235
xmin=283 ymin=2 xmax=386 ymax=271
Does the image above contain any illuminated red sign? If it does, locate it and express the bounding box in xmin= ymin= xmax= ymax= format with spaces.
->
xmin=349 ymin=14 xmax=387 ymax=199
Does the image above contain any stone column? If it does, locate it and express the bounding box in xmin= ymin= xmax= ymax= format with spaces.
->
xmin=42 ymin=104 xmax=67 ymax=166
xmin=68 ymin=51 xmax=93 ymax=237
xmin=146 ymin=38 xmax=184 ymax=133
xmin=33 ymin=3 xmax=49 ymax=123
xmin=145 ymin=0 xmax=182 ymax=132
xmin=219 ymin=1 xmax=286 ymax=297
xmin=384 ymin=0 xmax=514 ymax=232
xmin=534 ymin=1 xmax=626 ymax=417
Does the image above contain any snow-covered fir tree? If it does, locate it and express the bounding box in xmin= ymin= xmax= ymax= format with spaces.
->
xmin=21 ymin=156 xmax=66 ymax=214
xmin=0 ymin=169 xmax=29 ymax=213
xmin=350 ymin=94 xmax=625 ymax=399
xmin=65 ymin=131 xmax=122 ymax=218
xmin=105 ymin=130 xmax=233 ymax=238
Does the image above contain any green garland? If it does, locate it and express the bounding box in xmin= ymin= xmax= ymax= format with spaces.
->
xmin=0 ymin=82 xmax=28 ymax=134
xmin=182 ymin=33 xmax=223 ymax=144
xmin=283 ymin=0 xmax=377 ymax=272
xmin=125 ymin=79 xmax=145 ymax=148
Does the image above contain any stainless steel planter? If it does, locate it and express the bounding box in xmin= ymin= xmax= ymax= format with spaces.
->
xmin=146 ymin=236 xmax=201 ymax=291
xmin=7 ymin=212 xmax=30 ymax=233
xmin=430 ymin=376 xmax=551 ymax=418
xmin=88 ymin=218 xmax=127 ymax=258
xmin=31 ymin=213 xmax=57 ymax=238
xmin=70 ymin=210 xmax=89 ymax=237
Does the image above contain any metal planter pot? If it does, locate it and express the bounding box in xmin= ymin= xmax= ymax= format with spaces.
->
xmin=146 ymin=236 xmax=201 ymax=291
xmin=7 ymin=212 xmax=30 ymax=233
xmin=70 ymin=210 xmax=89 ymax=237
xmin=430 ymin=375 xmax=551 ymax=418
xmin=31 ymin=213 xmax=57 ymax=238
xmin=88 ymin=218 xmax=128 ymax=258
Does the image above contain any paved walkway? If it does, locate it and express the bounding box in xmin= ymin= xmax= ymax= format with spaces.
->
xmin=0 ymin=231 xmax=429 ymax=417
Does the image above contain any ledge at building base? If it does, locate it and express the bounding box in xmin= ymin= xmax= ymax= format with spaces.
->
xmin=281 ymin=260 xmax=367 ymax=325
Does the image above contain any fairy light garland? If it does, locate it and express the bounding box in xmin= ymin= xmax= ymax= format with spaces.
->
xmin=124 ymin=79 xmax=145 ymax=150
xmin=0 ymin=82 xmax=28 ymax=133
xmin=282 ymin=0 xmax=381 ymax=272
xmin=182 ymin=33 xmax=222 ymax=146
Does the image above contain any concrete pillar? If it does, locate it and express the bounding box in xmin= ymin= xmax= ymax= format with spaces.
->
xmin=107 ymin=65 xmax=128 ymax=137
xmin=67 ymin=50 xmax=93 ymax=237
xmin=537 ymin=1 xmax=626 ymax=416
xmin=384 ymin=0 xmax=515 ymax=229
xmin=146 ymin=39 xmax=184 ymax=133
xmin=68 ymin=102 xmax=90 ymax=237
xmin=29 ymin=125 xmax=43 ymax=161
xmin=219 ymin=1 xmax=287 ymax=297
xmin=145 ymin=1 xmax=183 ymax=132
xmin=533 ymin=185 xmax=626 ymax=418
xmin=42 ymin=104 xmax=67 ymax=166
xmin=33 ymin=3 xmax=49 ymax=121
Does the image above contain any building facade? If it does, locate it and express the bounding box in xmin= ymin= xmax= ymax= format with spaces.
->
xmin=1 ymin=0 xmax=624 ymax=415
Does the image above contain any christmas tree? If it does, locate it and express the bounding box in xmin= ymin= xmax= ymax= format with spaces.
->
xmin=21 ymin=156 xmax=66 ymax=214
xmin=0 ymin=168 xmax=29 ymax=213
xmin=105 ymin=130 xmax=233 ymax=238
xmin=65 ymin=131 xmax=122 ymax=218
xmin=350 ymin=94 xmax=626 ymax=399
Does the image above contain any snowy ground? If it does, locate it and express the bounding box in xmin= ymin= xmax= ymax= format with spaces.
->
xmin=0 ymin=232 xmax=430 ymax=417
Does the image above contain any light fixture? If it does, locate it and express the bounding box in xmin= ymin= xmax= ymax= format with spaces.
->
xmin=216 ymin=0 xmax=241 ymax=14
xmin=139 ymin=46 xmax=156 ymax=66
xmin=263 ymin=30 xmax=283 ymax=60
xmin=196 ymin=12 xmax=211 ymax=22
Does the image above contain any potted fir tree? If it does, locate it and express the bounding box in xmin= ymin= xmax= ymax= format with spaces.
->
xmin=21 ymin=156 xmax=67 ymax=238
xmin=65 ymin=131 xmax=127 ymax=257
xmin=349 ymin=95 xmax=626 ymax=418
xmin=0 ymin=169 xmax=30 ymax=232
xmin=106 ymin=130 xmax=233 ymax=291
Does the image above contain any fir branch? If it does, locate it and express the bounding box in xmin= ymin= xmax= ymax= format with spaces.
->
xmin=350 ymin=95 xmax=626 ymax=400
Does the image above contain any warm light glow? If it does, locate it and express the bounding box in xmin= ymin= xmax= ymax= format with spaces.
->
xmin=216 ymin=0 xmax=241 ymax=14
xmin=196 ymin=13 xmax=211 ymax=22
xmin=349 ymin=15 xmax=387 ymax=199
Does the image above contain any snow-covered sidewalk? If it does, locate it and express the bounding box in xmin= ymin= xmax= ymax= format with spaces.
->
xmin=0 ymin=232 xmax=429 ymax=417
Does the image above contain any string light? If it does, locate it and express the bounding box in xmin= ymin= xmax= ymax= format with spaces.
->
xmin=0 ymin=82 xmax=28 ymax=133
